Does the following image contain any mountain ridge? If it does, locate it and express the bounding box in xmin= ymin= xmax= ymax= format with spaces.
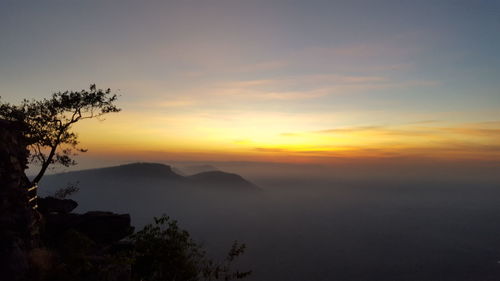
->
xmin=42 ymin=162 xmax=259 ymax=191
xmin=188 ymin=170 xmax=258 ymax=190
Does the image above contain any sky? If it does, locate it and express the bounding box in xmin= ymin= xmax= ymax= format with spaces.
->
xmin=1 ymin=0 xmax=500 ymax=165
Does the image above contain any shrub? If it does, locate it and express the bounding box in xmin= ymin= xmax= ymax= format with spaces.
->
xmin=131 ymin=215 xmax=251 ymax=281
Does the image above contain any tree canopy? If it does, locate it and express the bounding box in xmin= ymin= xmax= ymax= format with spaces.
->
xmin=0 ymin=84 xmax=120 ymax=184
xmin=131 ymin=215 xmax=252 ymax=281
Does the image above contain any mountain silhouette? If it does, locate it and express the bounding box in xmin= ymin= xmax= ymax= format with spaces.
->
xmin=188 ymin=171 xmax=258 ymax=190
xmin=175 ymin=164 xmax=219 ymax=175
xmin=78 ymin=162 xmax=184 ymax=180
xmin=41 ymin=162 xmax=259 ymax=192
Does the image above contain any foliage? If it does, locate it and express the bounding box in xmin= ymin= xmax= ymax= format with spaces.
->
xmin=33 ymin=214 xmax=251 ymax=281
xmin=53 ymin=181 xmax=80 ymax=199
xmin=131 ymin=215 xmax=251 ymax=281
xmin=0 ymin=84 xmax=120 ymax=184
xmin=37 ymin=230 xmax=131 ymax=281
xmin=38 ymin=230 xmax=96 ymax=281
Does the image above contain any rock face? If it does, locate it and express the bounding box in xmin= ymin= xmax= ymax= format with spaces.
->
xmin=0 ymin=120 xmax=36 ymax=281
xmin=37 ymin=197 xmax=78 ymax=214
xmin=0 ymin=119 xmax=135 ymax=280
xmin=45 ymin=211 xmax=134 ymax=244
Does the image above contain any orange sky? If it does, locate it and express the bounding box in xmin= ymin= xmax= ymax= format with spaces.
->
xmin=73 ymin=112 xmax=500 ymax=163
xmin=2 ymin=1 xmax=500 ymax=165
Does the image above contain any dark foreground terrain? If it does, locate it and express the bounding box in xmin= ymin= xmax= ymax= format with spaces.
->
xmin=40 ymin=163 xmax=500 ymax=281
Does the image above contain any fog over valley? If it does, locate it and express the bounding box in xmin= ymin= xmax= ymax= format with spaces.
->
xmin=39 ymin=161 xmax=500 ymax=281
xmin=2 ymin=1 xmax=500 ymax=280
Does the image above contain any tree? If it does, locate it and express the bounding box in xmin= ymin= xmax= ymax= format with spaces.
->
xmin=0 ymin=84 xmax=120 ymax=184
xmin=131 ymin=215 xmax=251 ymax=281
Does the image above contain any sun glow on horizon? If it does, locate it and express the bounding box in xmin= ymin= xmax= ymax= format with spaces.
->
xmin=1 ymin=0 xmax=499 ymax=164
xmin=72 ymin=110 xmax=500 ymax=163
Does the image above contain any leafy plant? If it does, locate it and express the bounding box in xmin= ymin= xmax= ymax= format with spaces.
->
xmin=131 ymin=215 xmax=251 ymax=281
xmin=53 ymin=181 xmax=80 ymax=199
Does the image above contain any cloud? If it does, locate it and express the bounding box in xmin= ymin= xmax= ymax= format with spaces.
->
xmin=251 ymin=145 xmax=408 ymax=158
xmin=309 ymin=123 xmax=500 ymax=138
xmin=441 ymin=127 xmax=500 ymax=137
xmin=156 ymin=99 xmax=196 ymax=108
xmin=280 ymin=132 xmax=299 ymax=137
xmin=254 ymin=147 xmax=289 ymax=153
xmin=131 ymin=98 xmax=197 ymax=110
xmin=279 ymin=119 xmax=500 ymax=139
xmin=215 ymin=89 xmax=329 ymax=101
xmin=235 ymin=60 xmax=289 ymax=72
xmin=301 ymin=42 xmax=420 ymax=61
xmin=280 ymin=125 xmax=436 ymax=137
xmin=252 ymin=141 xmax=500 ymax=160
xmin=210 ymin=73 xmax=433 ymax=101
xmin=407 ymin=120 xmax=440 ymax=124
xmin=315 ymin=126 xmax=384 ymax=134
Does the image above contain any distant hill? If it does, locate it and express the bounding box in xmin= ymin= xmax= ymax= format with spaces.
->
xmin=188 ymin=171 xmax=258 ymax=190
xmin=174 ymin=164 xmax=219 ymax=175
xmin=40 ymin=162 xmax=259 ymax=194
xmin=69 ymin=162 xmax=185 ymax=180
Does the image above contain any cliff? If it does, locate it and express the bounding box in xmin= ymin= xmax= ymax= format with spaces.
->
xmin=0 ymin=119 xmax=38 ymax=281
xmin=0 ymin=120 xmax=134 ymax=281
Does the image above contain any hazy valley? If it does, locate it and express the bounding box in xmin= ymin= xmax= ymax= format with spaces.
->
xmin=39 ymin=162 xmax=500 ymax=281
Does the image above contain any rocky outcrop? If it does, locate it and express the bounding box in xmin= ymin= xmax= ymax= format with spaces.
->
xmin=1 ymin=119 xmax=135 ymax=280
xmin=0 ymin=119 xmax=37 ymax=281
xmin=44 ymin=211 xmax=134 ymax=244
xmin=37 ymin=197 xmax=78 ymax=214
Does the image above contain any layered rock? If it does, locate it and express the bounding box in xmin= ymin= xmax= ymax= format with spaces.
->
xmin=37 ymin=197 xmax=78 ymax=214
xmin=0 ymin=119 xmax=36 ymax=281
xmin=1 ymin=120 xmax=134 ymax=280
xmin=44 ymin=211 xmax=134 ymax=244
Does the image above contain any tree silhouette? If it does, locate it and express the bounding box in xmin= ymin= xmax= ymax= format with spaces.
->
xmin=0 ymin=84 xmax=120 ymax=184
xmin=131 ymin=215 xmax=252 ymax=281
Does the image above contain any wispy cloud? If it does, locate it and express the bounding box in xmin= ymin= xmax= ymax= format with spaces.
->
xmin=156 ymin=99 xmax=196 ymax=108
xmin=407 ymin=120 xmax=440 ymax=125
xmin=272 ymin=122 xmax=500 ymax=159
xmin=134 ymin=98 xmax=197 ymax=109
xmin=441 ymin=127 xmax=500 ymax=137
xmin=210 ymin=74 xmax=435 ymax=101
xmin=281 ymin=125 xmax=435 ymax=137
xmin=252 ymin=141 xmax=500 ymax=160
xmin=289 ymin=123 xmax=500 ymax=138
xmin=315 ymin=126 xmax=384 ymax=134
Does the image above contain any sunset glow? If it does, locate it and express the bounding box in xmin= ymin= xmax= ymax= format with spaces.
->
xmin=1 ymin=0 xmax=499 ymax=164
xmin=3 ymin=2 xmax=500 ymax=280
